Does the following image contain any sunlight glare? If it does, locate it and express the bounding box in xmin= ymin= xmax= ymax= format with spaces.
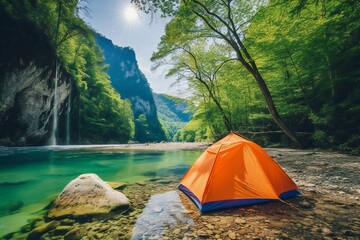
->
xmin=123 ymin=5 xmax=139 ymax=23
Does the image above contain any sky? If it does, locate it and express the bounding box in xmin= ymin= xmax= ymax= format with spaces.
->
xmin=80 ymin=0 xmax=181 ymax=95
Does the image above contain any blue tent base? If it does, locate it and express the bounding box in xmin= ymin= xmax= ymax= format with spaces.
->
xmin=178 ymin=184 xmax=300 ymax=212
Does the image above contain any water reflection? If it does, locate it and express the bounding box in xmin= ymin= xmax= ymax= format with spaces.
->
xmin=131 ymin=191 xmax=193 ymax=240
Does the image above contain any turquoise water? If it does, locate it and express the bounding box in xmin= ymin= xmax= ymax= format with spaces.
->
xmin=0 ymin=146 xmax=200 ymax=237
xmin=131 ymin=190 xmax=193 ymax=239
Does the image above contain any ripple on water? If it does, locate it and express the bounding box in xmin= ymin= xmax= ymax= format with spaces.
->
xmin=131 ymin=190 xmax=193 ymax=239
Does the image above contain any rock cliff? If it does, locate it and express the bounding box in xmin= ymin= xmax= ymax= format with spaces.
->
xmin=0 ymin=7 xmax=79 ymax=146
xmin=0 ymin=61 xmax=79 ymax=146
xmin=0 ymin=1 xmax=134 ymax=146
xmin=96 ymin=35 xmax=166 ymax=142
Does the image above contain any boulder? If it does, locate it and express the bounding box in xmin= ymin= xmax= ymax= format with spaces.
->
xmin=48 ymin=174 xmax=129 ymax=218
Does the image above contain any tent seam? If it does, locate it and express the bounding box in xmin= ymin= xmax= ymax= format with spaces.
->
xmin=201 ymin=143 xmax=224 ymax=202
xmin=243 ymin=143 xmax=279 ymax=199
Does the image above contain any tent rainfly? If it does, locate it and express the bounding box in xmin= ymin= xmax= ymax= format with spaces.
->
xmin=178 ymin=132 xmax=300 ymax=212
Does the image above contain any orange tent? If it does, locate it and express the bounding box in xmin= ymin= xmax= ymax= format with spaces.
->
xmin=178 ymin=132 xmax=299 ymax=212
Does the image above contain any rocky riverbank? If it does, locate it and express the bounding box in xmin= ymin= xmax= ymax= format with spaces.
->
xmin=4 ymin=147 xmax=360 ymax=240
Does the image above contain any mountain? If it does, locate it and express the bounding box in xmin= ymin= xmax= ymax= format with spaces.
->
xmin=96 ymin=35 xmax=166 ymax=143
xmin=154 ymin=93 xmax=193 ymax=140
xmin=0 ymin=0 xmax=135 ymax=146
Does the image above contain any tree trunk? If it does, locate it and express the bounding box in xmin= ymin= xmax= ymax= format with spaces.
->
xmin=209 ymin=91 xmax=233 ymax=132
xmin=198 ymin=78 xmax=233 ymax=132
xmin=232 ymin=34 xmax=301 ymax=145
xmin=251 ymin=70 xmax=300 ymax=145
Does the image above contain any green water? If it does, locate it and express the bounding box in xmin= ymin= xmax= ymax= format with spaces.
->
xmin=0 ymin=145 xmax=200 ymax=237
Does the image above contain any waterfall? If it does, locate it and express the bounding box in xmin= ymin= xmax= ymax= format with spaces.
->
xmin=51 ymin=61 xmax=59 ymax=146
xmin=78 ymin=100 xmax=81 ymax=143
xmin=65 ymin=84 xmax=71 ymax=145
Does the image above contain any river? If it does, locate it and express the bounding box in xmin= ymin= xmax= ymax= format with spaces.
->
xmin=0 ymin=145 xmax=201 ymax=237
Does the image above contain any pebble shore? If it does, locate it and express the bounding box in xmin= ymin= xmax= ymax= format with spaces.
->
xmin=3 ymin=144 xmax=360 ymax=240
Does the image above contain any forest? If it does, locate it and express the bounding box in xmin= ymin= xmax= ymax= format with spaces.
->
xmin=0 ymin=0 xmax=135 ymax=143
xmin=1 ymin=1 xmax=359 ymax=239
xmin=0 ymin=0 xmax=359 ymax=153
xmin=134 ymin=0 xmax=360 ymax=154
xmin=154 ymin=93 xmax=194 ymax=140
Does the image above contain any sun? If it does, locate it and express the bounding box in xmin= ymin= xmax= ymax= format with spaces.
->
xmin=123 ymin=5 xmax=139 ymax=23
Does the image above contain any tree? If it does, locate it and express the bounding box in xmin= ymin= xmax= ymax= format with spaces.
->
xmin=135 ymin=0 xmax=300 ymax=144
xmin=134 ymin=0 xmax=360 ymax=152
xmin=244 ymin=0 xmax=360 ymax=151
xmin=135 ymin=114 xmax=151 ymax=142
xmin=1 ymin=0 xmax=136 ymax=144
xmin=157 ymin=41 xmax=235 ymax=131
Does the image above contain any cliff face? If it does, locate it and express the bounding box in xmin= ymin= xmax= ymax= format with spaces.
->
xmin=0 ymin=1 xmax=137 ymax=146
xmin=96 ymin=35 xmax=166 ymax=142
xmin=0 ymin=8 xmax=80 ymax=146
xmin=0 ymin=62 xmax=79 ymax=146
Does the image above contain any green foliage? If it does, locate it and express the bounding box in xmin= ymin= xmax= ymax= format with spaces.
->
xmin=174 ymin=102 xmax=225 ymax=142
xmin=245 ymin=0 xmax=360 ymax=150
xmin=131 ymin=0 xmax=179 ymax=17
xmin=74 ymin=39 xmax=135 ymax=143
xmin=148 ymin=0 xmax=360 ymax=153
xmin=95 ymin=35 xmax=166 ymax=143
xmin=154 ymin=93 xmax=193 ymax=140
xmin=134 ymin=114 xmax=151 ymax=142
xmin=0 ymin=0 xmax=135 ymax=143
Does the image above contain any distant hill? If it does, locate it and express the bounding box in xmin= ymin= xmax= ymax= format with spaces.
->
xmin=154 ymin=93 xmax=193 ymax=140
xmin=96 ymin=35 xmax=166 ymax=142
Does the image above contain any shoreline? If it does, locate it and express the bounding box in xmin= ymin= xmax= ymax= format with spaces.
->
xmin=0 ymin=142 xmax=211 ymax=152
xmin=2 ymin=145 xmax=359 ymax=239
xmin=1 ymin=142 xmax=357 ymax=157
xmin=99 ymin=142 xmax=211 ymax=151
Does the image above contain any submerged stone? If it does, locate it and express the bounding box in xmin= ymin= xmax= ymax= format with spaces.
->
xmin=53 ymin=225 xmax=73 ymax=235
xmin=48 ymin=173 xmax=129 ymax=218
xmin=27 ymin=220 xmax=60 ymax=240
xmin=64 ymin=227 xmax=87 ymax=240
xmin=0 ymin=201 xmax=24 ymax=216
xmin=106 ymin=181 xmax=127 ymax=189
xmin=0 ymin=180 xmax=30 ymax=186
xmin=136 ymin=180 xmax=147 ymax=186
xmin=131 ymin=191 xmax=193 ymax=239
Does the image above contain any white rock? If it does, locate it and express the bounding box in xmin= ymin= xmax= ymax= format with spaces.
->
xmin=48 ymin=174 xmax=129 ymax=218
